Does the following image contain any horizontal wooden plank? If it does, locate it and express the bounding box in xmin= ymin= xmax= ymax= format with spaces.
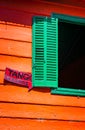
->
xmin=0 ymin=85 xmax=85 ymax=107
xmin=0 ymin=102 xmax=85 ymax=121
xmin=37 ymin=0 xmax=85 ymax=8
xmin=0 ymin=118 xmax=85 ymax=130
xmin=0 ymin=55 xmax=32 ymax=72
xmin=0 ymin=71 xmax=4 ymax=84
xmin=0 ymin=22 xmax=32 ymax=42
xmin=0 ymin=7 xmax=33 ymax=26
xmin=0 ymin=39 xmax=32 ymax=57
xmin=26 ymin=1 xmax=85 ymax=17
xmin=1 ymin=0 xmax=85 ymax=18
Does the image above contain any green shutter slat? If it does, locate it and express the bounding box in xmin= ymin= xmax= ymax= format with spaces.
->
xmin=32 ymin=16 xmax=58 ymax=88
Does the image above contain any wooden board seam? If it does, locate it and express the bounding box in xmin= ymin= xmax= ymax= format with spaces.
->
xmin=0 ymin=37 xmax=32 ymax=43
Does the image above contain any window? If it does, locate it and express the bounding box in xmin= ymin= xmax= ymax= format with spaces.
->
xmin=32 ymin=14 xmax=85 ymax=96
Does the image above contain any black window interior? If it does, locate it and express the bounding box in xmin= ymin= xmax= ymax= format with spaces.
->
xmin=59 ymin=21 xmax=85 ymax=89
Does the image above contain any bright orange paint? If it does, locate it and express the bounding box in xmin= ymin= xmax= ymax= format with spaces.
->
xmin=0 ymin=118 xmax=85 ymax=130
xmin=0 ymin=38 xmax=32 ymax=57
xmin=0 ymin=102 xmax=85 ymax=121
xmin=0 ymin=71 xmax=4 ymax=84
xmin=0 ymin=55 xmax=32 ymax=72
xmin=0 ymin=85 xmax=85 ymax=107
xmin=0 ymin=22 xmax=32 ymax=42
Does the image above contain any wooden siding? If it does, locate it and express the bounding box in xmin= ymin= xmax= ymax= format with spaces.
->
xmin=0 ymin=21 xmax=32 ymax=73
xmin=1 ymin=1 xmax=85 ymax=25
xmin=0 ymin=39 xmax=32 ymax=57
xmin=0 ymin=0 xmax=85 ymax=129
xmin=37 ymin=0 xmax=85 ymax=8
xmin=0 ymin=118 xmax=85 ymax=130
xmin=0 ymin=85 xmax=85 ymax=129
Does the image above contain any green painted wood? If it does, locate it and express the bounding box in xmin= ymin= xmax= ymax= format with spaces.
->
xmin=52 ymin=13 xmax=85 ymax=25
xmin=51 ymin=88 xmax=85 ymax=97
xmin=32 ymin=16 xmax=58 ymax=88
xmin=51 ymin=13 xmax=85 ymax=96
xmin=32 ymin=14 xmax=85 ymax=96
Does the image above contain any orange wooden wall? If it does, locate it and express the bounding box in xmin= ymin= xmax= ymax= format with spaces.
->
xmin=0 ymin=0 xmax=85 ymax=129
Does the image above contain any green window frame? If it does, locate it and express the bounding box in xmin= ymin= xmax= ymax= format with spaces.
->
xmin=32 ymin=14 xmax=85 ymax=96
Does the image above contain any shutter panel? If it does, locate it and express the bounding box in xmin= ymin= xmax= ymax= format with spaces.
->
xmin=32 ymin=16 xmax=58 ymax=88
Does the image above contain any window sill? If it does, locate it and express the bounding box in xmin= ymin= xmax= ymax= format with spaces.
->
xmin=51 ymin=87 xmax=85 ymax=97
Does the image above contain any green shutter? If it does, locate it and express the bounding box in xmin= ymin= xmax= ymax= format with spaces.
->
xmin=32 ymin=16 xmax=58 ymax=88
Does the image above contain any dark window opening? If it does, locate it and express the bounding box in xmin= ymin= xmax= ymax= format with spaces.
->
xmin=59 ymin=22 xmax=85 ymax=90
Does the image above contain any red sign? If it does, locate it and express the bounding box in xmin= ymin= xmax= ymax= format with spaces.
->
xmin=4 ymin=67 xmax=32 ymax=90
